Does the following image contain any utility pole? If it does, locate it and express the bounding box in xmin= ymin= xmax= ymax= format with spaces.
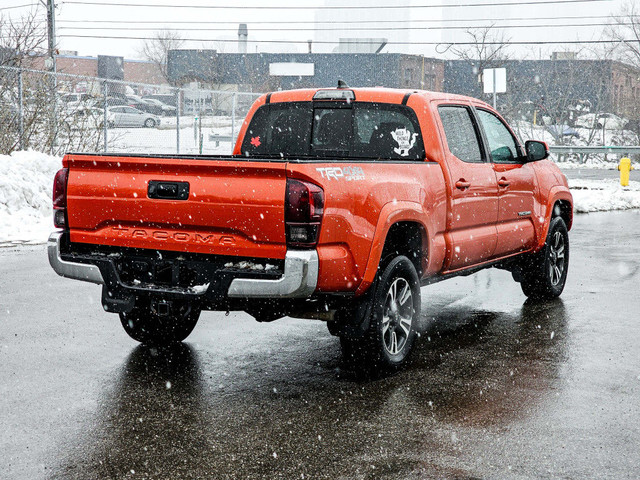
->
xmin=46 ymin=0 xmax=56 ymax=72
xmin=46 ymin=0 xmax=57 ymax=151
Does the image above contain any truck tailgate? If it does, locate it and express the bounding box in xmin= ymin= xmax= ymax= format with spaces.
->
xmin=64 ymin=154 xmax=287 ymax=259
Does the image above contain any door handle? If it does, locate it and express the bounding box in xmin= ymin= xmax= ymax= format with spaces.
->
xmin=455 ymin=180 xmax=471 ymax=190
xmin=148 ymin=180 xmax=190 ymax=200
xmin=498 ymin=178 xmax=510 ymax=188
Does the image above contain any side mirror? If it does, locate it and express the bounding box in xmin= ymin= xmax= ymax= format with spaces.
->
xmin=525 ymin=140 xmax=549 ymax=162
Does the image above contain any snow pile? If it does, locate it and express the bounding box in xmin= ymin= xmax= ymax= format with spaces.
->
xmin=569 ymin=178 xmax=640 ymax=213
xmin=0 ymin=151 xmax=61 ymax=245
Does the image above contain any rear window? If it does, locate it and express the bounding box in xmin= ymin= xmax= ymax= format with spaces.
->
xmin=241 ymin=101 xmax=425 ymax=160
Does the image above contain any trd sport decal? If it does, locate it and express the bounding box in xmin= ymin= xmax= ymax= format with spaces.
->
xmin=316 ymin=166 xmax=365 ymax=181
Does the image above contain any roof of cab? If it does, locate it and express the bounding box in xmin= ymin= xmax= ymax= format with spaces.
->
xmin=261 ymin=87 xmax=487 ymax=108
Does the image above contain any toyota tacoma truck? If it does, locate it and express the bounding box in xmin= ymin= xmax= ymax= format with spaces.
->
xmin=48 ymin=86 xmax=572 ymax=370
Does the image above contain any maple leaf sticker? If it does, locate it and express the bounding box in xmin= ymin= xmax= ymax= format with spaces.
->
xmin=250 ymin=136 xmax=261 ymax=147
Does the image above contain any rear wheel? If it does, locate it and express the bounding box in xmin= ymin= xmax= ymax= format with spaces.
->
xmin=520 ymin=216 xmax=569 ymax=299
xmin=340 ymin=255 xmax=420 ymax=371
xmin=119 ymin=298 xmax=200 ymax=345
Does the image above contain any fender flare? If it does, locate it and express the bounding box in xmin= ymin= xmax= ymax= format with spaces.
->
xmin=535 ymin=186 xmax=573 ymax=250
xmin=355 ymin=201 xmax=428 ymax=296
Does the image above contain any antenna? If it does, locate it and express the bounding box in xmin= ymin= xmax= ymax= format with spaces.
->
xmin=337 ymin=79 xmax=349 ymax=89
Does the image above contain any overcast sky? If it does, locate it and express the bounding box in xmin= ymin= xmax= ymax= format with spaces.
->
xmin=4 ymin=0 xmax=630 ymax=60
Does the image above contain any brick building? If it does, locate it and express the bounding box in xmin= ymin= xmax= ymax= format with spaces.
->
xmin=444 ymin=58 xmax=640 ymax=123
xmin=167 ymin=51 xmax=444 ymax=93
xmin=28 ymin=54 xmax=166 ymax=86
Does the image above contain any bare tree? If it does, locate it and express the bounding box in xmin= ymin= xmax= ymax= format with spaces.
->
xmin=0 ymin=11 xmax=48 ymax=153
xmin=448 ymin=25 xmax=512 ymax=96
xmin=0 ymin=11 xmax=111 ymax=155
xmin=139 ymin=29 xmax=185 ymax=84
xmin=606 ymin=0 xmax=640 ymax=68
xmin=0 ymin=11 xmax=47 ymax=68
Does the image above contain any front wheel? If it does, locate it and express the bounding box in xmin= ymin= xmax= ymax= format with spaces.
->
xmin=340 ymin=255 xmax=421 ymax=371
xmin=520 ymin=216 xmax=569 ymax=299
xmin=144 ymin=118 xmax=156 ymax=128
xmin=119 ymin=298 xmax=200 ymax=345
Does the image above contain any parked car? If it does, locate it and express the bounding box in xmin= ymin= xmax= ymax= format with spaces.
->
xmin=107 ymin=106 xmax=160 ymax=128
xmin=545 ymin=124 xmax=580 ymax=140
xmin=575 ymin=113 xmax=628 ymax=130
xmin=49 ymin=86 xmax=572 ymax=371
xmin=124 ymin=95 xmax=163 ymax=116
xmin=142 ymin=97 xmax=177 ymax=116
xmin=60 ymin=92 xmax=94 ymax=104
xmin=103 ymin=97 xmax=129 ymax=107
xmin=65 ymin=107 xmax=114 ymax=130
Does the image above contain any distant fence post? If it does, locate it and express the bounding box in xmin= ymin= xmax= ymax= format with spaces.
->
xmin=49 ymin=70 xmax=58 ymax=154
xmin=17 ymin=69 xmax=24 ymax=151
xmin=102 ymin=80 xmax=108 ymax=153
xmin=231 ymin=92 xmax=237 ymax=148
xmin=176 ymin=88 xmax=180 ymax=154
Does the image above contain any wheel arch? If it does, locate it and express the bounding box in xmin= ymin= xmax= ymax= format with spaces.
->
xmin=536 ymin=187 xmax=573 ymax=250
xmin=355 ymin=202 xmax=430 ymax=296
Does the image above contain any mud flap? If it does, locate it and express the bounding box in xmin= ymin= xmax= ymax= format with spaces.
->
xmin=101 ymin=286 xmax=135 ymax=313
xmin=328 ymin=281 xmax=377 ymax=339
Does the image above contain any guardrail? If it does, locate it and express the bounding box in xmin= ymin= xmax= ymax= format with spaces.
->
xmin=549 ymin=146 xmax=640 ymax=155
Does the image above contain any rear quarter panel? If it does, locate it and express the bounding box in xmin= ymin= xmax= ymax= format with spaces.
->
xmin=288 ymin=160 xmax=447 ymax=294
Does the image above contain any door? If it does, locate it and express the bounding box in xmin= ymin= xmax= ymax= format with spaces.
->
xmin=475 ymin=108 xmax=537 ymax=256
xmin=122 ymin=107 xmax=143 ymax=126
xmin=436 ymin=104 xmax=499 ymax=271
xmin=109 ymin=106 xmax=125 ymax=127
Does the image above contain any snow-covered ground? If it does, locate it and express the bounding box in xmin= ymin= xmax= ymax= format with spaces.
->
xmin=1 ymin=150 xmax=639 ymax=246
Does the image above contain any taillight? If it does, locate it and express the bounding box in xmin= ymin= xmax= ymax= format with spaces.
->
xmin=53 ymin=168 xmax=69 ymax=229
xmin=285 ymin=178 xmax=324 ymax=248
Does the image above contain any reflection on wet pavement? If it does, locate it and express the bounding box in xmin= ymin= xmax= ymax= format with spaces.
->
xmin=2 ymin=211 xmax=639 ymax=479
xmin=50 ymin=299 xmax=571 ymax=479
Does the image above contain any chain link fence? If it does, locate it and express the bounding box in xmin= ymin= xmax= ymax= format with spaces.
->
xmin=0 ymin=66 xmax=262 ymax=156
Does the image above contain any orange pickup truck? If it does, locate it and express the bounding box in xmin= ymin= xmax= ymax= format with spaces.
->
xmin=48 ymin=86 xmax=572 ymax=370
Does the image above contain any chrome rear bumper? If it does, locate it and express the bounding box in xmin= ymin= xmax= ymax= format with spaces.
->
xmin=227 ymin=250 xmax=318 ymax=298
xmin=48 ymin=231 xmax=317 ymax=298
xmin=48 ymin=231 xmax=104 ymax=284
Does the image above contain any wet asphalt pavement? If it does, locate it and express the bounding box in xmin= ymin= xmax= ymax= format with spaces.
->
xmin=2 ymin=210 xmax=640 ymax=479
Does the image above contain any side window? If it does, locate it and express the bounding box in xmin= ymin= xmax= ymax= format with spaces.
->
xmin=438 ymin=106 xmax=484 ymax=163
xmin=477 ymin=110 xmax=520 ymax=164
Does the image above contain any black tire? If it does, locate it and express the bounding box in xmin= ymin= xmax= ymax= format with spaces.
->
xmin=144 ymin=118 xmax=156 ymax=128
xmin=520 ymin=216 xmax=569 ymax=300
xmin=340 ymin=255 xmax=421 ymax=371
xmin=119 ymin=298 xmax=200 ymax=345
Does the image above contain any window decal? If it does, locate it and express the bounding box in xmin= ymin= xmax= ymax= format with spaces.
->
xmin=391 ymin=128 xmax=417 ymax=157
xmin=250 ymin=136 xmax=261 ymax=147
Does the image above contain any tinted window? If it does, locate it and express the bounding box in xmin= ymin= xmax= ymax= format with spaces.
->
xmin=352 ymin=103 xmax=424 ymax=160
xmin=312 ymin=107 xmax=352 ymax=155
xmin=241 ymin=102 xmax=313 ymax=157
xmin=438 ymin=106 xmax=483 ymax=163
xmin=477 ymin=109 xmax=520 ymax=164
xmin=241 ymin=101 xmax=424 ymax=160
